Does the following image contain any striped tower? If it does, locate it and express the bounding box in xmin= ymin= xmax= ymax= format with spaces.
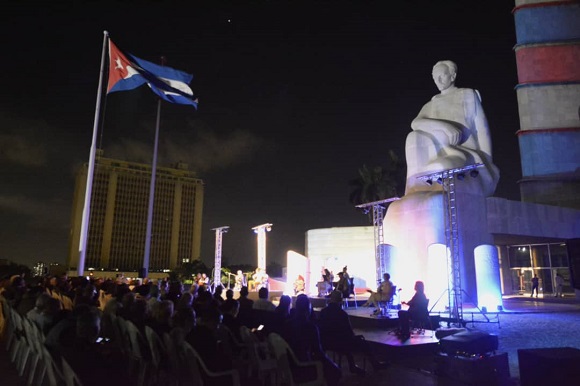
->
xmin=513 ymin=0 xmax=580 ymax=209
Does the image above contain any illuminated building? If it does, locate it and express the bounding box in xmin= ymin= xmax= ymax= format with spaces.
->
xmin=67 ymin=150 xmax=204 ymax=272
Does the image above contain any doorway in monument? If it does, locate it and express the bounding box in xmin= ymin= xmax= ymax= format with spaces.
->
xmin=510 ymin=268 xmax=532 ymax=295
xmin=506 ymin=243 xmax=571 ymax=296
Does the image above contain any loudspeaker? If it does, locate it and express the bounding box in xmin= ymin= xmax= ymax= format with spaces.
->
xmin=440 ymin=331 xmax=498 ymax=356
xmin=518 ymin=347 xmax=580 ymax=386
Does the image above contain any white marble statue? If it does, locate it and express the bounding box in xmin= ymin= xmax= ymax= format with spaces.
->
xmin=405 ymin=60 xmax=499 ymax=196
xmin=383 ymin=60 xmax=501 ymax=303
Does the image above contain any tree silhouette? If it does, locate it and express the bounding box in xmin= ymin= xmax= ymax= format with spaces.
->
xmin=349 ymin=150 xmax=405 ymax=222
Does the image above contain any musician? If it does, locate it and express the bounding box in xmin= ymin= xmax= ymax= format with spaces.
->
xmin=252 ymin=268 xmax=269 ymax=291
xmin=294 ymin=275 xmax=305 ymax=295
xmin=335 ymin=272 xmax=350 ymax=300
xmin=397 ymin=280 xmax=429 ymax=341
xmin=198 ymin=273 xmax=209 ymax=288
xmin=362 ymin=273 xmax=393 ymax=315
xmin=234 ymin=270 xmax=246 ymax=291
xmin=317 ymin=268 xmax=333 ymax=297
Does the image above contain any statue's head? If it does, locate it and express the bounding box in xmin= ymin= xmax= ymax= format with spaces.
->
xmin=432 ymin=60 xmax=457 ymax=92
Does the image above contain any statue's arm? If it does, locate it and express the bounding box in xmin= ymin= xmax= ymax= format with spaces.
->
xmin=411 ymin=115 xmax=463 ymax=146
xmin=471 ymin=89 xmax=493 ymax=157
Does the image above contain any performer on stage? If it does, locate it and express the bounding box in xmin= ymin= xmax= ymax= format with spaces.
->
xmin=362 ymin=273 xmax=393 ymax=315
xmin=252 ymin=267 xmax=269 ymax=291
xmin=335 ymin=272 xmax=350 ymax=300
xmin=234 ymin=270 xmax=246 ymax=292
xmin=397 ymin=280 xmax=429 ymax=341
xmin=197 ymin=273 xmax=209 ymax=288
xmin=294 ymin=275 xmax=305 ymax=295
xmin=317 ymin=268 xmax=333 ymax=297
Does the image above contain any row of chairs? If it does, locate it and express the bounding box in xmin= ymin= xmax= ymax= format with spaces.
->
xmin=2 ymin=295 xmax=328 ymax=386
xmin=239 ymin=325 xmax=326 ymax=386
xmin=1 ymin=297 xmax=82 ymax=386
xmin=105 ymin=314 xmax=242 ymax=386
xmin=109 ymin=314 xmax=327 ymax=386
xmin=0 ymin=298 xmax=240 ymax=386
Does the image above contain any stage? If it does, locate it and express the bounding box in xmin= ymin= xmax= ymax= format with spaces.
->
xmin=311 ymin=298 xmax=442 ymax=361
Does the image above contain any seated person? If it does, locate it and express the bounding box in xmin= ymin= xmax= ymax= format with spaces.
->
xmin=253 ymin=287 xmax=276 ymax=312
xmin=233 ymin=270 xmax=246 ymax=292
xmin=252 ymin=268 xmax=269 ymax=291
xmin=60 ymin=306 xmax=128 ymax=386
xmin=317 ymin=268 xmax=334 ymax=296
xmin=318 ymin=291 xmax=388 ymax=375
xmin=283 ymin=294 xmax=341 ymax=385
xmin=362 ymin=273 xmax=393 ymax=315
xmin=397 ymin=281 xmax=429 ymax=341
xmin=335 ymin=272 xmax=350 ymax=300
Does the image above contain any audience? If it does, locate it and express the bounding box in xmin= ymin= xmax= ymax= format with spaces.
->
xmin=283 ymin=294 xmax=341 ymax=384
xmin=1 ymin=272 xmax=392 ymax=385
xmin=318 ymin=290 xmax=388 ymax=374
xmin=275 ymin=294 xmax=292 ymax=320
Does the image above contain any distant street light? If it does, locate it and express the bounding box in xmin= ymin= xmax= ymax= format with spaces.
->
xmin=252 ymin=223 xmax=272 ymax=270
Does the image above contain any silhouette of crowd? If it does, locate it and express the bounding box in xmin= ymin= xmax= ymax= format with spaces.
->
xmin=0 ymin=274 xmax=389 ymax=385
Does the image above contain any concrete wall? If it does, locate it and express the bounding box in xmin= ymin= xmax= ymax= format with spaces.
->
xmin=305 ymin=226 xmax=376 ymax=291
xmin=486 ymin=197 xmax=580 ymax=239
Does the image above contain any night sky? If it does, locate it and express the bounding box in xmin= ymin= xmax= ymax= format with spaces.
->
xmin=1 ymin=1 xmax=522 ymax=269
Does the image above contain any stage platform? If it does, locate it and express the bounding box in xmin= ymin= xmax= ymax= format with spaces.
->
xmin=314 ymin=303 xmax=441 ymax=360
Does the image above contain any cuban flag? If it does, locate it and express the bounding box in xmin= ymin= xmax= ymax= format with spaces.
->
xmin=107 ymin=39 xmax=198 ymax=108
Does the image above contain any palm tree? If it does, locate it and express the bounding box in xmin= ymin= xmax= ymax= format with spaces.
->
xmin=349 ymin=150 xmax=405 ymax=221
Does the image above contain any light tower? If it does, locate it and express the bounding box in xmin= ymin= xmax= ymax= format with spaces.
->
xmin=252 ymin=223 xmax=272 ymax=270
xmin=212 ymin=226 xmax=229 ymax=287
xmin=355 ymin=197 xmax=400 ymax=287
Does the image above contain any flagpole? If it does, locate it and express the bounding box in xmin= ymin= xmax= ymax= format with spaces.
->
xmin=143 ymin=98 xmax=161 ymax=279
xmin=77 ymin=30 xmax=109 ymax=277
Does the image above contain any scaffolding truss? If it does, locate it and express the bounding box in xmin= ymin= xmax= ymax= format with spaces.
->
xmin=211 ymin=226 xmax=229 ymax=287
xmin=355 ymin=197 xmax=400 ymax=287
xmin=417 ymin=163 xmax=482 ymax=324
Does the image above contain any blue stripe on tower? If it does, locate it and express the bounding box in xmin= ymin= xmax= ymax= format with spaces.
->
xmin=518 ymin=130 xmax=580 ymax=176
xmin=514 ymin=3 xmax=580 ymax=45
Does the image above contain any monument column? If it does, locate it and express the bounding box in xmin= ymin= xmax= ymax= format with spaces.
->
xmin=513 ymin=0 xmax=580 ymax=209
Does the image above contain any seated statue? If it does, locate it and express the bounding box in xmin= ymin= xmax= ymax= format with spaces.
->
xmin=405 ymin=60 xmax=499 ymax=196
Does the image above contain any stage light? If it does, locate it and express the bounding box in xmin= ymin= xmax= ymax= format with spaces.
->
xmin=457 ymin=173 xmax=465 ymax=180
xmin=426 ymin=179 xmax=433 ymax=185
xmin=436 ymin=177 xmax=443 ymax=185
xmin=470 ymin=170 xmax=479 ymax=178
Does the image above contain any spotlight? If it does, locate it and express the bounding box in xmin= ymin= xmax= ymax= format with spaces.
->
xmin=426 ymin=179 xmax=433 ymax=185
xmin=481 ymin=306 xmax=487 ymax=313
xmin=457 ymin=173 xmax=465 ymax=180
xmin=470 ymin=170 xmax=479 ymax=178
xmin=436 ymin=177 xmax=443 ymax=185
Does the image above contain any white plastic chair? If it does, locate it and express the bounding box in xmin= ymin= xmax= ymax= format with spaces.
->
xmin=267 ymin=333 xmax=326 ymax=386
xmin=180 ymin=341 xmax=240 ymax=386
xmin=61 ymin=356 xmax=84 ymax=386
xmin=240 ymin=325 xmax=277 ymax=383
